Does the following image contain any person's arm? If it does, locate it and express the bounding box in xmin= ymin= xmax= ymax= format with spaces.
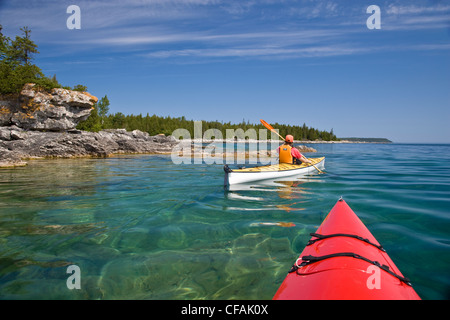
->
xmin=299 ymin=155 xmax=312 ymax=164
xmin=292 ymin=148 xmax=312 ymax=163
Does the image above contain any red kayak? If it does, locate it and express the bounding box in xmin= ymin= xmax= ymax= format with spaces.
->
xmin=273 ymin=198 xmax=421 ymax=300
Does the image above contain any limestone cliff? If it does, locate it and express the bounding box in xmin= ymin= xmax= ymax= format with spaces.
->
xmin=0 ymin=83 xmax=98 ymax=131
xmin=0 ymin=84 xmax=177 ymax=167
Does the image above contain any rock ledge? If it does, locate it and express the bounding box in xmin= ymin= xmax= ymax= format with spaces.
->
xmin=0 ymin=127 xmax=177 ymax=167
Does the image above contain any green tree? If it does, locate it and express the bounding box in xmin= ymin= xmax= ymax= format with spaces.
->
xmin=9 ymin=27 xmax=38 ymax=65
xmin=0 ymin=25 xmax=9 ymax=61
xmin=0 ymin=25 xmax=63 ymax=94
xmin=111 ymin=112 xmax=126 ymax=128
xmin=97 ymin=95 xmax=110 ymax=124
xmin=76 ymin=103 xmax=102 ymax=132
xmin=72 ymin=84 xmax=88 ymax=92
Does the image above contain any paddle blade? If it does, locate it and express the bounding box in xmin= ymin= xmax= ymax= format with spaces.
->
xmin=260 ymin=119 xmax=285 ymax=141
xmin=260 ymin=119 xmax=274 ymax=131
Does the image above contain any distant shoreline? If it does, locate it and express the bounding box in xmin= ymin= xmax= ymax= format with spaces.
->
xmin=179 ymin=139 xmax=392 ymax=144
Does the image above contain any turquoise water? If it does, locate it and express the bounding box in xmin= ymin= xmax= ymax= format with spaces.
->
xmin=0 ymin=143 xmax=449 ymax=300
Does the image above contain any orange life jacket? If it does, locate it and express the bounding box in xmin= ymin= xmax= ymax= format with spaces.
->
xmin=279 ymin=144 xmax=293 ymax=164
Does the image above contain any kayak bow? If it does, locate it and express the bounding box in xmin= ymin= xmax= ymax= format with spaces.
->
xmin=273 ymin=198 xmax=421 ymax=300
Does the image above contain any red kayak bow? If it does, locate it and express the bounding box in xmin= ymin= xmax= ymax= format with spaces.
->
xmin=273 ymin=198 xmax=421 ymax=300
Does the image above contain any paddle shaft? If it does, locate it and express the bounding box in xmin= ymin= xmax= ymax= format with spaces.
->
xmin=271 ymin=129 xmax=285 ymax=141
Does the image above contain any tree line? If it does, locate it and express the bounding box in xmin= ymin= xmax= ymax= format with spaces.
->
xmin=77 ymin=99 xmax=339 ymax=141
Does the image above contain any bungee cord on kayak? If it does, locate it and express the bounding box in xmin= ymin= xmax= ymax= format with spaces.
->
xmin=289 ymin=252 xmax=413 ymax=287
xmin=307 ymin=232 xmax=386 ymax=252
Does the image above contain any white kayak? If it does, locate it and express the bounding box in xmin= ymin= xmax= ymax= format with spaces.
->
xmin=223 ymin=157 xmax=325 ymax=187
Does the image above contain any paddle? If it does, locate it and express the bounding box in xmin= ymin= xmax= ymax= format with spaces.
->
xmin=260 ymin=119 xmax=324 ymax=174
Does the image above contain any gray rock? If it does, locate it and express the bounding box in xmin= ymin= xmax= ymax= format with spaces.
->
xmin=0 ymin=85 xmax=178 ymax=167
xmin=0 ymin=97 xmax=18 ymax=126
xmin=132 ymin=129 xmax=149 ymax=140
xmin=0 ymin=145 xmax=27 ymax=167
xmin=0 ymin=127 xmax=177 ymax=167
xmin=0 ymin=83 xmax=97 ymax=131
xmin=0 ymin=125 xmax=28 ymax=141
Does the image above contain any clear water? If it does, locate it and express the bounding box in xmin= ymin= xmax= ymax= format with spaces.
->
xmin=0 ymin=143 xmax=449 ymax=300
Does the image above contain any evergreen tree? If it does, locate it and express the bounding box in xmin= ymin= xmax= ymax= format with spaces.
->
xmin=78 ymin=108 xmax=339 ymax=141
xmin=72 ymin=84 xmax=87 ymax=92
xmin=97 ymin=95 xmax=110 ymax=121
xmin=10 ymin=27 xmax=38 ymax=65
xmin=76 ymin=102 xmax=102 ymax=132
xmin=0 ymin=25 xmax=9 ymax=61
xmin=0 ymin=25 xmax=63 ymax=94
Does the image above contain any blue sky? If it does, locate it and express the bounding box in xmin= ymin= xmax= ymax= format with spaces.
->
xmin=1 ymin=0 xmax=449 ymax=143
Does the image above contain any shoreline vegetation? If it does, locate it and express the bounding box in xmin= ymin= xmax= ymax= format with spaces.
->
xmin=0 ymin=25 xmax=391 ymax=168
xmin=338 ymin=137 xmax=392 ymax=143
xmin=76 ymin=110 xmax=340 ymax=142
xmin=0 ymin=125 xmax=391 ymax=168
xmin=183 ymin=138 xmax=392 ymax=144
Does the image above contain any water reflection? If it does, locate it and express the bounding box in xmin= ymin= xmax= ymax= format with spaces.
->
xmin=225 ymin=175 xmax=324 ymax=230
xmin=249 ymin=222 xmax=296 ymax=228
xmin=226 ymin=175 xmax=323 ymax=198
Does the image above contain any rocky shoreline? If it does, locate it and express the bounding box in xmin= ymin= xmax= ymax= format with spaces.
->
xmin=0 ymin=128 xmax=319 ymax=168
xmin=0 ymin=127 xmax=177 ymax=168
xmin=0 ymin=83 xmax=326 ymax=168
xmin=0 ymin=83 xmax=178 ymax=168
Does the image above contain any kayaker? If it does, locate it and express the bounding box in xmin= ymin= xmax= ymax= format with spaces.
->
xmin=277 ymin=135 xmax=312 ymax=164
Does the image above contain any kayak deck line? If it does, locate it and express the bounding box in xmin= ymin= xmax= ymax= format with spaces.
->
xmin=307 ymin=232 xmax=386 ymax=251
xmin=289 ymin=252 xmax=413 ymax=287
xmin=224 ymin=157 xmax=325 ymax=186
xmin=229 ymin=157 xmax=325 ymax=173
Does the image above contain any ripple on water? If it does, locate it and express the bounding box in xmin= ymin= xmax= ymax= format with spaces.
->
xmin=1 ymin=146 xmax=449 ymax=300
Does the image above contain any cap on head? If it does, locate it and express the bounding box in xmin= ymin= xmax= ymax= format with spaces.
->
xmin=285 ymin=135 xmax=294 ymax=143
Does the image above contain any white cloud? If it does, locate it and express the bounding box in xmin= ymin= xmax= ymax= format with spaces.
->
xmin=386 ymin=4 xmax=450 ymax=15
xmin=384 ymin=2 xmax=450 ymax=31
xmin=1 ymin=0 xmax=449 ymax=63
xmin=144 ymin=45 xmax=366 ymax=59
xmin=87 ymin=28 xmax=343 ymax=47
xmin=383 ymin=15 xmax=450 ymax=31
